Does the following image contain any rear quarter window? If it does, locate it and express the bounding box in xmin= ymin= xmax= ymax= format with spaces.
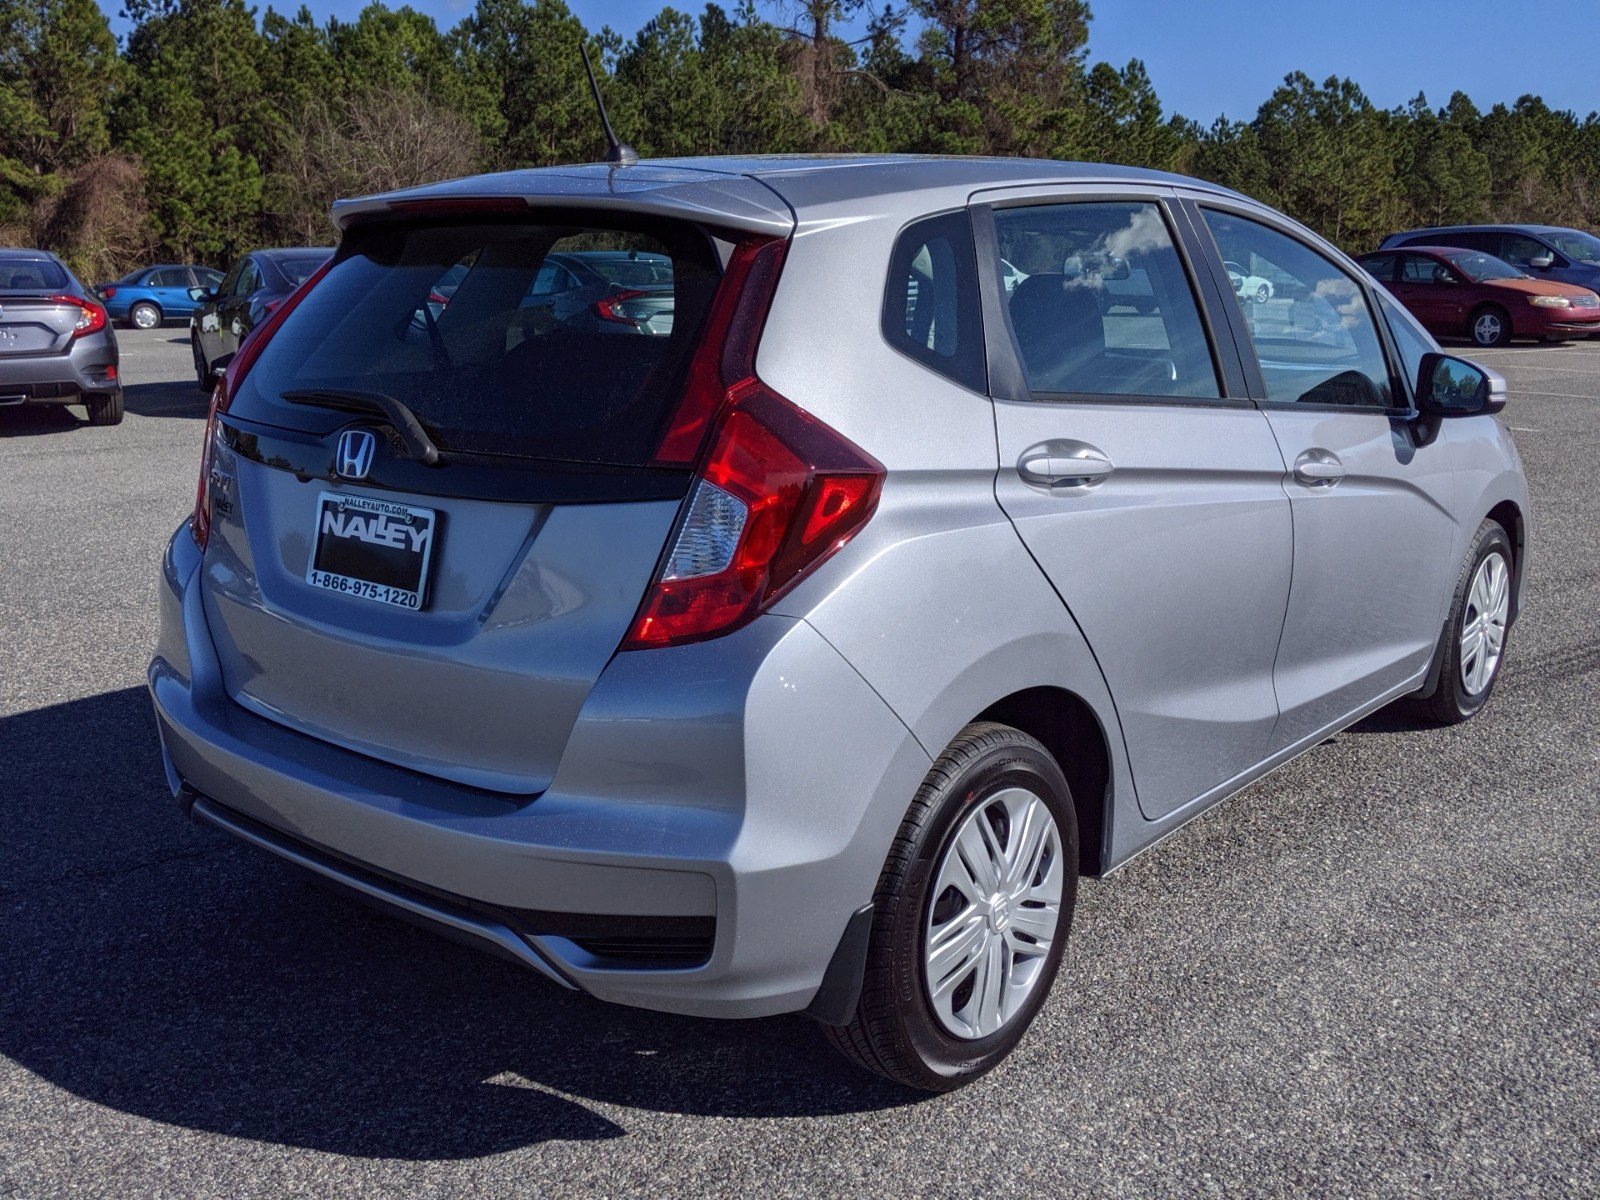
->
xmin=882 ymin=211 xmax=986 ymax=392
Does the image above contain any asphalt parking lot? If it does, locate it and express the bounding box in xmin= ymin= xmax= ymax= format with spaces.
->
xmin=2 ymin=328 xmax=1596 ymax=1198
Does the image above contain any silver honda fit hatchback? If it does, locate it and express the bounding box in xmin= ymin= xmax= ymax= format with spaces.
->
xmin=150 ymin=156 xmax=1528 ymax=1091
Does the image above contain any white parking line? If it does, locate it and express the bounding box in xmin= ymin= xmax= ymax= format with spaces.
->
xmin=1473 ymin=349 xmax=1600 ymax=360
xmin=1468 ymin=359 xmax=1600 ymax=372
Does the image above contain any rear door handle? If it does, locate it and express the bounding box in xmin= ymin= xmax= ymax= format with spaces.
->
xmin=1293 ymin=449 xmax=1345 ymax=487
xmin=1017 ymin=440 xmax=1115 ymax=491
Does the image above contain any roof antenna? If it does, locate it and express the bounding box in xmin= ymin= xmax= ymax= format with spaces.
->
xmin=580 ymin=44 xmax=638 ymax=167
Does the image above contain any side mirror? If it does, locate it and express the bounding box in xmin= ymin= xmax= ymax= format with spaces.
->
xmin=188 ymin=286 xmax=211 ymax=302
xmin=1416 ymin=352 xmax=1506 ymax=417
xmin=1103 ymin=257 xmax=1132 ymax=282
xmin=1528 ymin=254 xmax=1554 ymax=270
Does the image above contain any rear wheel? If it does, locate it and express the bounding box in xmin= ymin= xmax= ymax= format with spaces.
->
xmin=129 ymin=301 xmax=162 ymax=330
xmin=827 ymin=722 xmax=1078 ymax=1091
xmin=1408 ymin=520 xmax=1513 ymax=724
xmin=1470 ymin=305 xmax=1511 ymax=347
xmin=192 ymin=334 xmax=213 ymax=391
xmin=86 ymin=390 xmax=124 ymax=426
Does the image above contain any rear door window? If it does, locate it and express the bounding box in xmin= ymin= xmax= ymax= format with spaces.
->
xmin=1360 ymin=253 xmax=1396 ymax=282
xmin=231 ymin=216 xmax=721 ymax=468
xmin=992 ymin=200 xmax=1221 ymax=400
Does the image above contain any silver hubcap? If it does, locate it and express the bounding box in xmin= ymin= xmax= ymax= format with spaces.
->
xmin=1460 ymin=551 xmax=1510 ymax=696
xmin=1475 ymin=313 xmax=1501 ymax=344
xmin=134 ymin=306 xmax=158 ymax=328
xmin=924 ymin=787 xmax=1063 ymax=1040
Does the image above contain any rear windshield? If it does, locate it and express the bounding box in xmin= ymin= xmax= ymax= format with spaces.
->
xmin=278 ymin=256 xmax=330 ymax=287
xmin=0 ymin=257 xmax=69 ymax=292
xmin=582 ymin=255 xmax=674 ymax=287
xmin=234 ymin=216 xmax=720 ymax=466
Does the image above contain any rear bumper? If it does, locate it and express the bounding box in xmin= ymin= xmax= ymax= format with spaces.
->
xmin=150 ymin=522 xmax=929 ymax=1019
xmin=0 ymin=341 xmax=118 ymax=405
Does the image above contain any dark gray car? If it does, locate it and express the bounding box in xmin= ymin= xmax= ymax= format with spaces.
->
xmin=0 ymin=248 xmax=122 ymax=426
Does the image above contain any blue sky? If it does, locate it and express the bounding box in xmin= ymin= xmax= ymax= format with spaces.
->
xmin=96 ymin=0 xmax=1599 ymax=123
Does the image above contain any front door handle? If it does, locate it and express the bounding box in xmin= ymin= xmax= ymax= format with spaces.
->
xmin=1018 ymin=440 xmax=1115 ymax=491
xmin=1293 ymin=448 xmax=1345 ymax=487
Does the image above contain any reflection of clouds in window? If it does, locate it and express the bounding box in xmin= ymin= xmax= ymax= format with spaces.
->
xmin=1056 ymin=206 xmax=1169 ymax=292
xmin=1313 ymin=276 xmax=1365 ymax=329
xmin=1105 ymin=206 xmax=1170 ymax=260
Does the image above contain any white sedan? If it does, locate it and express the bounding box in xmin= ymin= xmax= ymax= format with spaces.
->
xmin=1225 ymin=260 xmax=1275 ymax=304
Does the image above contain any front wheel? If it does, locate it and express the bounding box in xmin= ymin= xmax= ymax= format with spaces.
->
xmin=1408 ymin=520 xmax=1513 ymax=724
xmin=1470 ymin=305 xmax=1511 ymax=348
xmin=827 ymin=722 xmax=1078 ymax=1091
xmin=1254 ymin=283 xmax=1271 ymax=304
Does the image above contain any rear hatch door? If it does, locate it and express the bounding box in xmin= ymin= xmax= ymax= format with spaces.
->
xmin=200 ymin=194 xmax=779 ymax=794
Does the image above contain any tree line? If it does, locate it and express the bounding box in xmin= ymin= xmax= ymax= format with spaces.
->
xmin=3 ymin=0 xmax=1598 ymax=281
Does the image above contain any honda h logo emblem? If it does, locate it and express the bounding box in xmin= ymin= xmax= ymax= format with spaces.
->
xmin=336 ymin=429 xmax=377 ymax=480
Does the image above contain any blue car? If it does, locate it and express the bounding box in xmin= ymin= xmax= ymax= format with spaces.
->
xmin=96 ymin=263 xmax=225 ymax=330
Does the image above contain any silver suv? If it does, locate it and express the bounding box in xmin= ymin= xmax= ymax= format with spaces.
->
xmin=150 ymin=157 xmax=1528 ymax=1091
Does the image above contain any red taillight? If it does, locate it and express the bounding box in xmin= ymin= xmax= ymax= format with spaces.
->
xmin=594 ymin=288 xmax=647 ymax=325
xmin=101 ymin=286 xmax=118 ymax=299
xmin=623 ymin=238 xmax=883 ymax=650
xmin=653 ymin=238 xmax=786 ymax=467
xmin=191 ymin=258 xmax=333 ymax=550
xmin=52 ymin=294 xmax=106 ymax=338
xmin=191 ymin=379 xmax=228 ymax=552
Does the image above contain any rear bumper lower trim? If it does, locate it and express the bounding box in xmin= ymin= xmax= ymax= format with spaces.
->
xmin=189 ymin=793 xmax=579 ymax=991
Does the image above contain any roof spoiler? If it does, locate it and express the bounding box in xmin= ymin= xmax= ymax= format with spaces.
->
xmin=330 ymin=170 xmax=795 ymax=238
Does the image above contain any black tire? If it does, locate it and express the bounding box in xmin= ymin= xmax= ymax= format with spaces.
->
xmin=86 ymin=390 xmax=124 ymax=426
xmin=1254 ymin=283 xmax=1271 ymax=304
xmin=129 ymin=301 xmax=162 ymax=330
xmin=1469 ymin=304 xmax=1511 ymax=348
xmin=192 ymin=335 xmax=213 ymax=391
xmin=827 ymin=722 xmax=1078 ymax=1091
xmin=1407 ymin=520 xmax=1514 ymax=725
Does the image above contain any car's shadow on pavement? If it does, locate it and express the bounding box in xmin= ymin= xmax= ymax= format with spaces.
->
xmin=0 ymin=382 xmax=205 ymax=435
xmin=0 ymin=405 xmax=82 ymax=437
xmin=1 ymin=688 xmax=915 ymax=1160
xmin=124 ymin=380 xmax=208 ymax=418
xmin=1344 ymin=707 xmax=1441 ymax=735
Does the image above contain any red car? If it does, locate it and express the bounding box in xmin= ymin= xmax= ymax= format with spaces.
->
xmin=1358 ymin=245 xmax=1600 ymax=347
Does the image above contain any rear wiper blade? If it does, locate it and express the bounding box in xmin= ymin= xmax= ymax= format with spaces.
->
xmin=282 ymin=388 xmax=441 ymax=467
